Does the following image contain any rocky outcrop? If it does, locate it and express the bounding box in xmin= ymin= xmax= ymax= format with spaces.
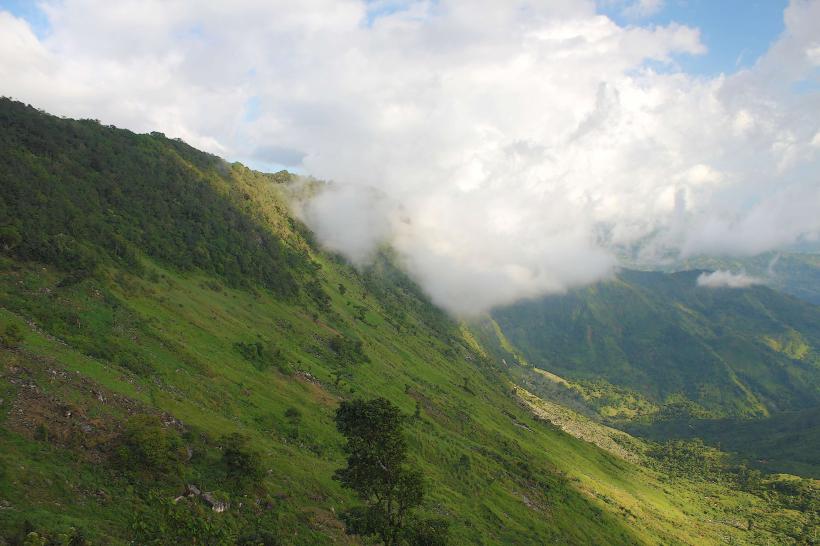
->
xmin=174 ymin=484 xmax=229 ymax=512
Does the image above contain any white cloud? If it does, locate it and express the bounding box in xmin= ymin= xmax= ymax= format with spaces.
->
xmin=622 ymin=0 xmax=664 ymax=20
xmin=597 ymin=0 xmax=665 ymax=20
xmin=697 ymin=270 xmax=763 ymax=289
xmin=1 ymin=0 xmax=819 ymax=314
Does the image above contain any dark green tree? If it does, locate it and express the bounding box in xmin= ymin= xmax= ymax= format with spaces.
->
xmin=222 ymin=433 xmax=264 ymax=491
xmin=333 ymin=398 xmax=448 ymax=545
xmin=116 ymin=415 xmax=185 ymax=480
xmin=329 ymin=335 xmax=369 ymax=386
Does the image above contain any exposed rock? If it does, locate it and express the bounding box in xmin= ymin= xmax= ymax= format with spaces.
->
xmin=180 ymin=484 xmax=228 ymax=512
xmin=185 ymin=484 xmax=201 ymax=496
xmin=201 ymin=492 xmax=229 ymax=513
xmin=295 ymin=370 xmax=319 ymax=384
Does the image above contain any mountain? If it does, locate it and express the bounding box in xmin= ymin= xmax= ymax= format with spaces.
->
xmin=1 ymin=99 xmax=817 ymax=544
xmin=675 ymin=252 xmax=820 ymax=306
xmin=625 ymin=407 xmax=820 ymax=478
xmin=489 ymin=269 xmax=820 ymax=420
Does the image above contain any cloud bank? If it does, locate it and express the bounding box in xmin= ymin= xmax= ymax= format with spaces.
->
xmin=1 ymin=1 xmax=819 ymax=314
xmin=697 ymin=270 xmax=763 ymax=289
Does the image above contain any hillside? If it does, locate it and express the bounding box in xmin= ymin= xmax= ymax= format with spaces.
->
xmin=0 ymin=99 xmax=817 ymax=544
xmin=626 ymin=407 xmax=820 ymax=479
xmin=676 ymin=252 xmax=820 ymax=306
xmin=490 ymin=269 xmax=820 ymax=420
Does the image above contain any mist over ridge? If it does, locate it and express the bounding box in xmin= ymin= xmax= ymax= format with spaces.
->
xmin=3 ymin=0 xmax=820 ymax=314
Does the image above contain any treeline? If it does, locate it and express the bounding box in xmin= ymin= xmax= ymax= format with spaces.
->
xmin=647 ymin=437 xmax=818 ymax=538
xmin=0 ymin=98 xmax=315 ymax=298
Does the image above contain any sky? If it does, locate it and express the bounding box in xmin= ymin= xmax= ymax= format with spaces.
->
xmin=1 ymin=0 xmax=819 ymax=315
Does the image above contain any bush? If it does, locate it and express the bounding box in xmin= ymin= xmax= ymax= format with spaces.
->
xmin=284 ymin=407 xmax=301 ymax=423
xmin=222 ymin=433 xmax=264 ymax=490
xmin=0 ymin=322 xmax=24 ymax=348
xmin=328 ymin=335 xmax=369 ymax=386
xmin=234 ymin=341 xmax=282 ymax=372
xmin=132 ymin=490 xmax=237 ymax=545
xmin=116 ymin=415 xmax=185 ymax=480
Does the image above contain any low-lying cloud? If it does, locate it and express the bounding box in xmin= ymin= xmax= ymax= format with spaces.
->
xmin=697 ymin=270 xmax=763 ymax=289
xmin=2 ymin=1 xmax=819 ymax=314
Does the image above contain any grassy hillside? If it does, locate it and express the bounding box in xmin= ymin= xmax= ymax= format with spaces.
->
xmin=0 ymin=99 xmax=817 ymax=544
xmin=490 ymin=269 xmax=820 ymax=420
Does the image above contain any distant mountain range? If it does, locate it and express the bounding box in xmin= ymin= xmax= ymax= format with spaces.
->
xmin=490 ymin=269 xmax=820 ymax=419
xmin=675 ymin=252 xmax=820 ymax=305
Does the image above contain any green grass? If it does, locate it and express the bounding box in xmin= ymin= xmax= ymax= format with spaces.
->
xmin=2 ymin=255 xmax=816 ymax=544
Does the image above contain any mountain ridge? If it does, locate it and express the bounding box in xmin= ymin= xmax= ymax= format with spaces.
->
xmin=489 ymin=268 xmax=820 ymax=420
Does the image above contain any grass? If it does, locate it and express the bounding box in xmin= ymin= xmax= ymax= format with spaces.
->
xmin=1 ymin=254 xmax=816 ymax=544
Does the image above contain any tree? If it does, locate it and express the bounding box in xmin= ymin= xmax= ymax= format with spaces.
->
xmin=333 ymin=398 xmax=448 ymax=545
xmin=329 ymin=335 xmax=369 ymax=386
xmin=116 ymin=415 xmax=185 ymax=480
xmin=222 ymin=432 xmax=264 ymax=491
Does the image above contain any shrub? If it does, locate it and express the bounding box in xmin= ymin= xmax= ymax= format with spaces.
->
xmin=0 ymin=322 xmax=24 ymax=348
xmin=116 ymin=415 xmax=185 ymax=480
xmin=234 ymin=340 xmax=282 ymax=372
xmin=222 ymin=433 xmax=264 ymax=491
xmin=132 ymin=490 xmax=237 ymax=545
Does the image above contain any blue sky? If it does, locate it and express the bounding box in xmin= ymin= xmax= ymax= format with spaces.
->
xmin=0 ymin=0 xmax=49 ymax=36
xmin=599 ymin=0 xmax=789 ymax=75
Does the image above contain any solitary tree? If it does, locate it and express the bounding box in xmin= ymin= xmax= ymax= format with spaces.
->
xmin=334 ymin=398 xmax=448 ymax=545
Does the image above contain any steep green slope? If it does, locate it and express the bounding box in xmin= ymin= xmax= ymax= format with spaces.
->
xmin=490 ymin=269 xmax=820 ymax=420
xmin=0 ymin=99 xmax=816 ymax=544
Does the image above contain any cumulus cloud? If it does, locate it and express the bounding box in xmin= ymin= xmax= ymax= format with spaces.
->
xmin=625 ymin=0 xmax=664 ymax=19
xmin=602 ymin=0 xmax=665 ymax=20
xmin=1 ymin=0 xmax=819 ymax=314
xmin=697 ymin=270 xmax=763 ymax=289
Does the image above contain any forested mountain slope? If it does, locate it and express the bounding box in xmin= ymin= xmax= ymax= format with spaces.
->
xmin=0 ymin=99 xmax=816 ymax=544
xmin=490 ymin=269 xmax=820 ymax=420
